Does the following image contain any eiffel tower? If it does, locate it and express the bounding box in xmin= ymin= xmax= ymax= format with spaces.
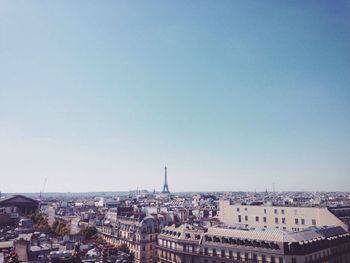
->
xmin=162 ymin=166 xmax=170 ymax=194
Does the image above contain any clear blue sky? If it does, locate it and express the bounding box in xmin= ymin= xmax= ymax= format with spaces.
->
xmin=1 ymin=1 xmax=349 ymax=193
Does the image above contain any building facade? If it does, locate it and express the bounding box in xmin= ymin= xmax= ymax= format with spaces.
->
xmin=157 ymin=224 xmax=350 ymax=263
xmin=219 ymin=200 xmax=347 ymax=232
xmin=98 ymin=214 xmax=163 ymax=263
xmin=0 ymin=195 xmax=39 ymax=216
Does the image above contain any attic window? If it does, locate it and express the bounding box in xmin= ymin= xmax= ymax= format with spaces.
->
xmin=270 ymin=243 xmax=279 ymax=250
xmin=252 ymin=241 xmax=261 ymax=247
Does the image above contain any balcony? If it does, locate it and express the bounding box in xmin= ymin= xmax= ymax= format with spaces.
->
xmin=99 ymin=231 xmax=151 ymax=244
xmin=156 ymin=245 xmax=198 ymax=256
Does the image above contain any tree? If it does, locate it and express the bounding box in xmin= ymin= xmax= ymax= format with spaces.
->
xmin=30 ymin=212 xmax=50 ymax=232
xmin=52 ymin=220 xmax=59 ymax=230
xmin=82 ymin=226 xmax=97 ymax=239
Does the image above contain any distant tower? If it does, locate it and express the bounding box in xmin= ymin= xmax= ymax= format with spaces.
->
xmin=162 ymin=166 xmax=170 ymax=194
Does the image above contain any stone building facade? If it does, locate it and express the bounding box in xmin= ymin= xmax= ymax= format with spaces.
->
xmin=0 ymin=195 xmax=39 ymax=216
xmin=98 ymin=214 xmax=163 ymax=263
xmin=219 ymin=200 xmax=348 ymax=232
xmin=157 ymin=224 xmax=350 ymax=263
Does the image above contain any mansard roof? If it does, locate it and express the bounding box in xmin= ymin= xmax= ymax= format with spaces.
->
xmin=160 ymin=224 xmax=349 ymax=246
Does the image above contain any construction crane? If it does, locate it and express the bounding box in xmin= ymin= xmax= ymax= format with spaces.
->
xmin=39 ymin=178 xmax=47 ymax=200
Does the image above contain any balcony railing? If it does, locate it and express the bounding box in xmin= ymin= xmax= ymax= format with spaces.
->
xmin=99 ymin=231 xmax=151 ymax=244
xmin=156 ymin=245 xmax=198 ymax=256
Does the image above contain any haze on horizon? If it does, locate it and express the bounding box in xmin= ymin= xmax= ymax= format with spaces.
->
xmin=1 ymin=1 xmax=349 ymax=193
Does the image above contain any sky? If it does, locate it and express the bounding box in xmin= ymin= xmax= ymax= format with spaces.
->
xmin=0 ymin=1 xmax=349 ymax=193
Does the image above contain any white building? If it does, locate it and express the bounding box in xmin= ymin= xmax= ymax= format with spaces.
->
xmin=219 ymin=200 xmax=347 ymax=232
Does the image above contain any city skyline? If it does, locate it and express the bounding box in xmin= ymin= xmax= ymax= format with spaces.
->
xmin=1 ymin=1 xmax=350 ymax=193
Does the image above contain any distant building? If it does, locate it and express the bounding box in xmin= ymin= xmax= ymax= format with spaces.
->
xmin=14 ymin=233 xmax=57 ymax=262
xmin=0 ymin=195 xmax=39 ymax=216
xmin=157 ymin=224 xmax=350 ymax=263
xmin=219 ymin=200 xmax=348 ymax=232
xmin=0 ymin=206 xmax=19 ymax=226
xmin=0 ymin=195 xmax=39 ymax=226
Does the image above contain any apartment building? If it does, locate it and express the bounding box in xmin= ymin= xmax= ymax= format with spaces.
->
xmin=219 ymin=200 xmax=347 ymax=232
xmin=98 ymin=214 xmax=163 ymax=263
xmin=157 ymin=224 xmax=350 ymax=263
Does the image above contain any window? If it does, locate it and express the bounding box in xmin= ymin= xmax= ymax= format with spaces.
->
xmin=237 ymin=252 xmax=241 ymax=260
xmin=263 ymin=217 xmax=267 ymax=223
xmin=264 ymin=209 xmax=267 ymax=214
xmin=262 ymin=255 xmax=266 ymax=263
xmin=274 ymin=209 xmax=278 ymax=214
xmin=229 ymin=251 xmax=232 ymax=259
xmin=221 ymin=250 xmax=225 ymax=258
xmin=281 ymin=209 xmax=285 ymax=214
xmin=292 ymin=258 xmax=297 ymax=263
xmin=256 ymin=216 xmax=259 ymax=222
xmin=245 ymin=215 xmax=248 ymax=221
xmin=253 ymin=254 xmax=257 ymax=263
xmin=295 ymin=218 xmax=299 ymax=225
xmin=279 ymin=257 xmax=283 ymax=263
xmin=244 ymin=207 xmax=248 ymax=211
xmin=271 ymin=256 xmax=276 ymax=263
xmin=237 ymin=208 xmax=240 ymax=212
xmin=282 ymin=218 xmax=286 ymax=224
xmin=245 ymin=253 xmax=249 ymax=261
xmin=204 ymin=248 xmax=208 ymax=255
xmin=312 ymin=219 xmax=316 ymax=226
xmin=301 ymin=219 xmax=305 ymax=225
xmin=238 ymin=215 xmax=242 ymax=223
xmin=275 ymin=217 xmax=279 ymax=223
xmin=213 ymin=249 xmax=217 ymax=256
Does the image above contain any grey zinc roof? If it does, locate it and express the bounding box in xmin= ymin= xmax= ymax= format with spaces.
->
xmin=162 ymin=225 xmax=347 ymax=245
xmin=206 ymin=227 xmax=287 ymax=243
xmin=315 ymin=226 xmax=346 ymax=238
xmin=281 ymin=229 xmax=323 ymax=243
xmin=163 ymin=224 xmax=204 ymax=240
